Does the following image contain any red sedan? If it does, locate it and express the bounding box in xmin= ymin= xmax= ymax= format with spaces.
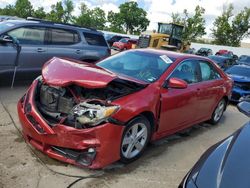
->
xmin=112 ymin=38 xmax=138 ymax=51
xmin=17 ymin=49 xmax=233 ymax=169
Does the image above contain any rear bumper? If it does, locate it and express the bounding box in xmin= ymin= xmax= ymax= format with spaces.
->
xmin=17 ymin=80 xmax=124 ymax=169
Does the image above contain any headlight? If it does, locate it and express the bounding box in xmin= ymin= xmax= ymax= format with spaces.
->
xmin=72 ymin=101 xmax=119 ymax=126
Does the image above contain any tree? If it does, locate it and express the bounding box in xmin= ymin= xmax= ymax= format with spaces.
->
xmin=63 ymin=0 xmax=74 ymax=23
xmin=107 ymin=11 xmax=124 ymax=33
xmin=47 ymin=2 xmax=65 ymax=22
xmin=171 ymin=13 xmax=185 ymax=25
xmin=117 ymin=2 xmax=149 ymax=34
xmin=212 ymin=4 xmax=250 ymax=46
xmin=46 ymin=0 xmax=74 ymax=23
xmin=74 ymin=3 xmax=106 ymax=30
xmin=33 ymin=7 xmax=46 ymax=19
xmin=15 ymin=0 xmax=33 ymax=18
xmin=0 ymin=5 xmax=16 ymax=16
xmin=171 ymin=6 xmax=206 ymax=41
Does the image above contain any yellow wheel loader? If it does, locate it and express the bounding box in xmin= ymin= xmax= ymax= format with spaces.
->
xmin=137 ymin=23 xmax=190 ymax=52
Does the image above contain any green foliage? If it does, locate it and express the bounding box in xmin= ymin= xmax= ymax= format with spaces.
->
xmin=33 ymin=7 xmax=46 ymax=19
xmin=212 ymin=4 xmax=250 ymax=46
xmin=107 ymin=11 xmax=125 ymax=33
xmin=74 ymin=3 xmax=106 ymax=30
xmin=15 ymin=0 xmax=33 ymax=18
xmin=63 ymin=0 xmax=74 ymax=23
xmin=171 ymin=6 xmax=206 ymax=41
xmin=171 ymin=13 xmax=185 ymax=25
xmin=0 ymin=0 xmax=149 ymax=35
xmin=118 ymin=2 xmax=149 ymax=34
xmin=0 ymin=5 xmax=16 ymax=16
xmin=46 ymin=2 xmax=64 ymax=22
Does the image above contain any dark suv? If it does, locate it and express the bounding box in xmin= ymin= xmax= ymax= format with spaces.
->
xmin=0 ymin=18 xmax=110 ymax=80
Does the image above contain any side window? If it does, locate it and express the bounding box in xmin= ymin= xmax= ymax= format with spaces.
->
xmin=199 ymin=61 xmax=221 ymax=81
xmin=170 ymin=60 xmax=199 ymax=84
xmin=83 ymin=32 xmax=107 ymax=46
xmin=7 ymin=27 xmax=45 ymax=45
xmin=51 ymin=28 xmax=79 ymax=45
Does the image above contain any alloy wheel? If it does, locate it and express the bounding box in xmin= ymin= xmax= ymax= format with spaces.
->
xmin=121 ymin=123 xmax=148 ymax=159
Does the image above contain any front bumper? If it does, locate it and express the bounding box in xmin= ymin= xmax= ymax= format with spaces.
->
xmin=17 ymin=80 xmax=124 ymax=169
xmin=230 ymin=87 xmax=250 ymax=102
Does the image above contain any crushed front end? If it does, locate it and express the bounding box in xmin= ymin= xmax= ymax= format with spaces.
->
xmin=17 ymin=78 xmax=136 ymax=168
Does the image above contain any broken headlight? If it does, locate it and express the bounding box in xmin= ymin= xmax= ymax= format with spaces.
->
xmin=71 ymin=101 xmax=119 ymax=126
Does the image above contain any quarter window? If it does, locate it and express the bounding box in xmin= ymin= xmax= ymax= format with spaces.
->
xmin=199 ymin=61 xmax=221 ymax=81
xmin=51 ymin=29 xmax=79 ymax=45
xmin=170 ymin=60 xmax=199 ymax=84
xmin=7 ymin=27 xmax=45 ymax=45
xmin=83 ymin=32 xmax=107 ymax=46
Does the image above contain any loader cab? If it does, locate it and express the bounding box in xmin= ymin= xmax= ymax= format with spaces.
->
xmin=137 ymin=23 xmax=184 ymax=51
xmin=158 ymin=23 xmax=183 ymax=48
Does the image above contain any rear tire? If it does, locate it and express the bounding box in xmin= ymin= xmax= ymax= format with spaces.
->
xmin=209 ymin=99 xmax=226 ymax=125
xmin=120 ymin=116 xmax=151 ymax=163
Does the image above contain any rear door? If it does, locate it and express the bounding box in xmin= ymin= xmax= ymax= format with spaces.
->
xmin=2 ymin=26 xmax=48 ymax=76
xmin=196 ymin=60 xmax=224 ymax=119
xmin=46 ymin=27 xmax=83 ymax=60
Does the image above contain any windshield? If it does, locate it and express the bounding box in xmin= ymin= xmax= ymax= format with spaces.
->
xmin=97 ymin=51 xmax=175 ymax=83
xmin=119 ymin=38 xmax=128 ymax=43
xmin=0 ymin=22 xmax=15 ymax=33
xmin=158 ymin=24 xmax=172 ymax=35
xmin=104 ymin=34 xmax=114 ymax=40
xmin=226 ymin=66 xmax=250 ymax=78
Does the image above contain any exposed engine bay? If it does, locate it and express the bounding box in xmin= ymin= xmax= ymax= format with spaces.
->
xmin=35 ymin=79 xmax=146 ymax=129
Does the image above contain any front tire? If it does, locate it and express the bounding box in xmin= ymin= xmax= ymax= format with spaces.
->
xmin=120 ymin=116 xmax=151 ymax=163
xmin=209 ymin=99 xmax=226 ymax=125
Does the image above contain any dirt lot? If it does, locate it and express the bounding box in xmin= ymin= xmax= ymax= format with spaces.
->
xmin=0 ymin=84 xmax=248 ymax=188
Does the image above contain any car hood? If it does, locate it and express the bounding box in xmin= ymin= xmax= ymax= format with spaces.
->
xmin=190 ymin=122 xmax=250 ymax=188
xmin=228 ymin=74 xmax=250 ymax=82
xmin=42 ymin=57 xmax=147 ymax=88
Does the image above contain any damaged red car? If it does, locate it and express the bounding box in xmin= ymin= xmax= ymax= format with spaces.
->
xmin=17 ymin=49 xmax=233 ymax=169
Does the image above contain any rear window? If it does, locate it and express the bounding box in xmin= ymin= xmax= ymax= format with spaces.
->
xmin=51 ymin=28 xmax=80 ymax=45
xmin=83 ymin=32 xmax=107 ymax=46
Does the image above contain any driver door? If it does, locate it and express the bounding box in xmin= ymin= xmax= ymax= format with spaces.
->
xmin=158 ymin=60 xmax=201 ymax=135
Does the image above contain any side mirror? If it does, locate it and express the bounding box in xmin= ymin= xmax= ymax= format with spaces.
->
xmin=164 ymin=77 xmax=188 ymax=89
xmin=0 ymin=35 xmax=13 ymax=43
xmin=237 ymin=101 xmax=250 ymax=117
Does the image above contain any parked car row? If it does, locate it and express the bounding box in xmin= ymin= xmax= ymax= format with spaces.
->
xmin=185 ymin=46 xmax=250 ymax=102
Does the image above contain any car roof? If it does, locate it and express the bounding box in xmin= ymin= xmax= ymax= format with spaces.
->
xmin=3 ymin=19 xmax=103 ymax=35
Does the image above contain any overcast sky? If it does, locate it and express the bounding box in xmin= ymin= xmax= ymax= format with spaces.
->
xmin=0 ymin=0 xmax=249 ymax=41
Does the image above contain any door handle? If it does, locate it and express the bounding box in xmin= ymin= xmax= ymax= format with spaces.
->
xmin=75 ymin=49 xmax=81 ymax=54
xmin=37 ymin=48 xmax=46 ymax=53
